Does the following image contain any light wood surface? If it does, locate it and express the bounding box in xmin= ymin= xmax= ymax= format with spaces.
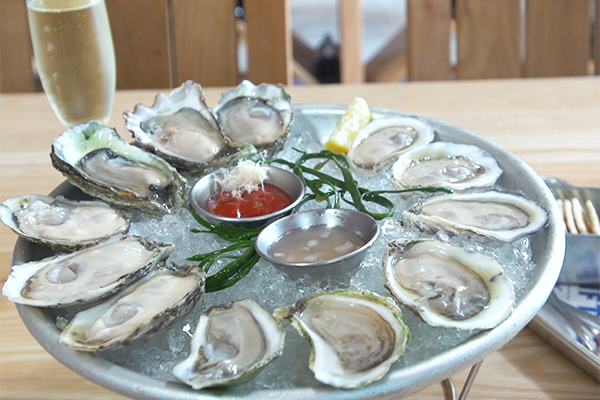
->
xmin=106 ymin=0 xmax=171 ymax=89
xmin=524 ymin=0 xmax=589 ymax=78
xmin=172 ymin=0 xmax=239 ymax=87
xmin=406 ymin=0 xmax=598 ymax=82
xmin=245 ymin=0 xmax=293 ymax=85
xmin=0 ymin=0 xmax=35 ymax=93
xmin=456 ymin=0 xmax=521 ymax=79
xmin=167 ymin=0 xmax=238 ymax=86
xmin=407 ymin=0 xmax=452 ymax=81
xmin=1 ymin=77 xmax=599 ymax=399
xmin=597 ymin=0 xmax=600 ymax=76
xmin=339 ymin=0 xmax=365 ymax=83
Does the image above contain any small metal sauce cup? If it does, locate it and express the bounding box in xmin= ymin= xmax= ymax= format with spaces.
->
xmin=189 ymin=165 xmax=304 ymax=228
xmin=255 ymin=208 xmax=379 ymax=278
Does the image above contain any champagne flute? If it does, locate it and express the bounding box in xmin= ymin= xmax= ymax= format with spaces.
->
xmin=26 ymin=0 xmax=116 ymax=126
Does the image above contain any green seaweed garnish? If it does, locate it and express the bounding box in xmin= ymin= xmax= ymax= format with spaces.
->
xmin=180 ymin=150 xmax=452 ymax=292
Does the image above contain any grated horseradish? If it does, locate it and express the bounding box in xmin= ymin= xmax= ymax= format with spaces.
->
xmin=214 ymin=160 xmax=268 ymax=198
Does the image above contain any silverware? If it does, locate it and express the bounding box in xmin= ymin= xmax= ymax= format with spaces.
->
xmin=546 ymin=292 xmax=600 ymax=355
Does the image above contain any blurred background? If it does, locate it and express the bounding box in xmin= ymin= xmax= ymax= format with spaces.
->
xmin=288 ymin=0 xmax=406 ymax=83
xmin=1 ymin=0 xmax=598 ymax=92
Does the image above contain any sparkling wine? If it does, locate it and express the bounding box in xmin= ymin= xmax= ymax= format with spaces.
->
xmin=27 ymin=0 xmax=115 ymax=126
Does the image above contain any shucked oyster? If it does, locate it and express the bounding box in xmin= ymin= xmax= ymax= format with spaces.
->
xmin=174 ymin=299 xmax=285 ymax=389
xmin=212 ymin=80 xmax=293 ymax=158
xmin=51 ymin=121 xmax=188 ymax=216
xmin=383 ymin=238 xmax=515 ymax=330
xmin=0 ymin=194 xmax=129 ymax=250
xmin=402 ymin=191 xmax=549 ymax=241
xmin=59 ymin=264 xmax=206 ymax=351
xmin=124 ymin=81 xmax=256 ymax=175
xmin=391 ymin=142 xmax=503 ymax=191
xmin=347 ymin=116 xmax=435 ymax=175
xmin=274 ymin=289 xmax=410 ymax=389
xmin=2 ymin=236 xmax=174 ymax=307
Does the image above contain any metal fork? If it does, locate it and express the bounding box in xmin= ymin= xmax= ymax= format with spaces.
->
xmin=546 ymin=292 xmax=600 ymax=355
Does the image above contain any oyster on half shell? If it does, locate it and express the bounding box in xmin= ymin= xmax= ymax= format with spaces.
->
xmin=347 ymin=116 xmax=435 ymax=175
xmin=2 ymin=236 xmax=174 ymax=308
xmin=124 ymin=81 xmax=256 ymax=175
xmin=274 ymin=289 xmax=410 ymax=389
xmin=212 ymin=80 xmax=293 ymax=158
xmin=383 ymin=238 xmax=515 ymax=330
xmin=173 ymin=299 xmax=285 ymax=389
xmin=51 ymin=121 xmax=188 ymax=216
xmin=0 ymin=194 xmax=129 ymax=250
xmin=402 ymin=191 xmax=549 ymax=241
xmin=391 ymin=142 xmax=503 ymax=191
xmin=59 ymin=264 xmax=206 ymax=351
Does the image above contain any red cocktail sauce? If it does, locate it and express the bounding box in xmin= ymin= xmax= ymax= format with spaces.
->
xmin=206 ymin=183 xmax=294 ymax=218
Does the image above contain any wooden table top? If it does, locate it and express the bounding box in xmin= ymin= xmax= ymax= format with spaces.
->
xmin=1 ymin=77 xmax=599 ymax=399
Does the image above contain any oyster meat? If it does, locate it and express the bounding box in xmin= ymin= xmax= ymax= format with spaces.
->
xmin=274 ymin=289 xmax=410 ymax=389
xmin=59 ymin=265 xmax=206 ymax=351
xmin=124 ymin=81 xmax=256 ymax=175
xmin=212 ymin=80 xmax=293 ymax=158
xmin=391 ymin=142 xmax=503 ymax=190
xmin=0 ymin=194 xmax=129 ymax=250
xmin=51 ymin=121 xmax=188 ymax=216
xmin=173 ymin=299 xmax=285 ymax=389
xmin=402 ymin=191 xmax=549 ymax=241
xmin=2 ymin=236 xmax=174 ymax=307
xmin=383 ymin=238 xmax=515 ymax=330
xmin=347 ymin=116 xmax=435 ymax=175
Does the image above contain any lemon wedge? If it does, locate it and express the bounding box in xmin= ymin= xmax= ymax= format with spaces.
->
xmin=325 ymin=97 xmax=372 ymax=154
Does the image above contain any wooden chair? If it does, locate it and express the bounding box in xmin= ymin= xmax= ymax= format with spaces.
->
xmin=0 ymin=0 xmax=295 ymax=92
xmin=108 ymin=0 xmax=293 ymax=89
xmin=2 ymin=0 xmax=597 ymax=93
xmin=406 ymin=0 xmax=599 ymax=81
xmin=1 ymin=0 xmax=36 ymax=93
xmin=294 ymin=0 xmax=599 ymax=83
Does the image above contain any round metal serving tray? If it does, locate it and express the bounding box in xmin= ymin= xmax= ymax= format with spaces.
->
xmin=13 ymin=105 xmax=565 ymax=400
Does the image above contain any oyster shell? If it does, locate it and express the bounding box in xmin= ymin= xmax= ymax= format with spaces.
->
xmin=0 ymin=194 xmax=129 ymax=250
xmin=274 ymin=289 xmax=410 ymax=389
xmin=2 ymin=236 xmax=174 ymax=307
xmin=212 ymin=80 xmax=293 ymax=158
xmin=173 ymin=299 xmax=285 ymax=389
xmin=383 ymin=238 xmax=515 ymax=330
xmin=59 ymin=264 xmax=206 ymax=351
xmin=51 ymin=121 xmax=188 ymax=216
xmin=347 ymin=116 xmax=435 ymax=175
xmin=124 ymin=81 xmax=256 ymax=175
xmin=402 ymin=191 xmax=549 ymax=241
xmin=391 ymin=142 xmax=502 ymax=190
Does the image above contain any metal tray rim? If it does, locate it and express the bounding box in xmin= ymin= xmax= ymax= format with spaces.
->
xmin=13 ymin=103 xmax=566 ymax=400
